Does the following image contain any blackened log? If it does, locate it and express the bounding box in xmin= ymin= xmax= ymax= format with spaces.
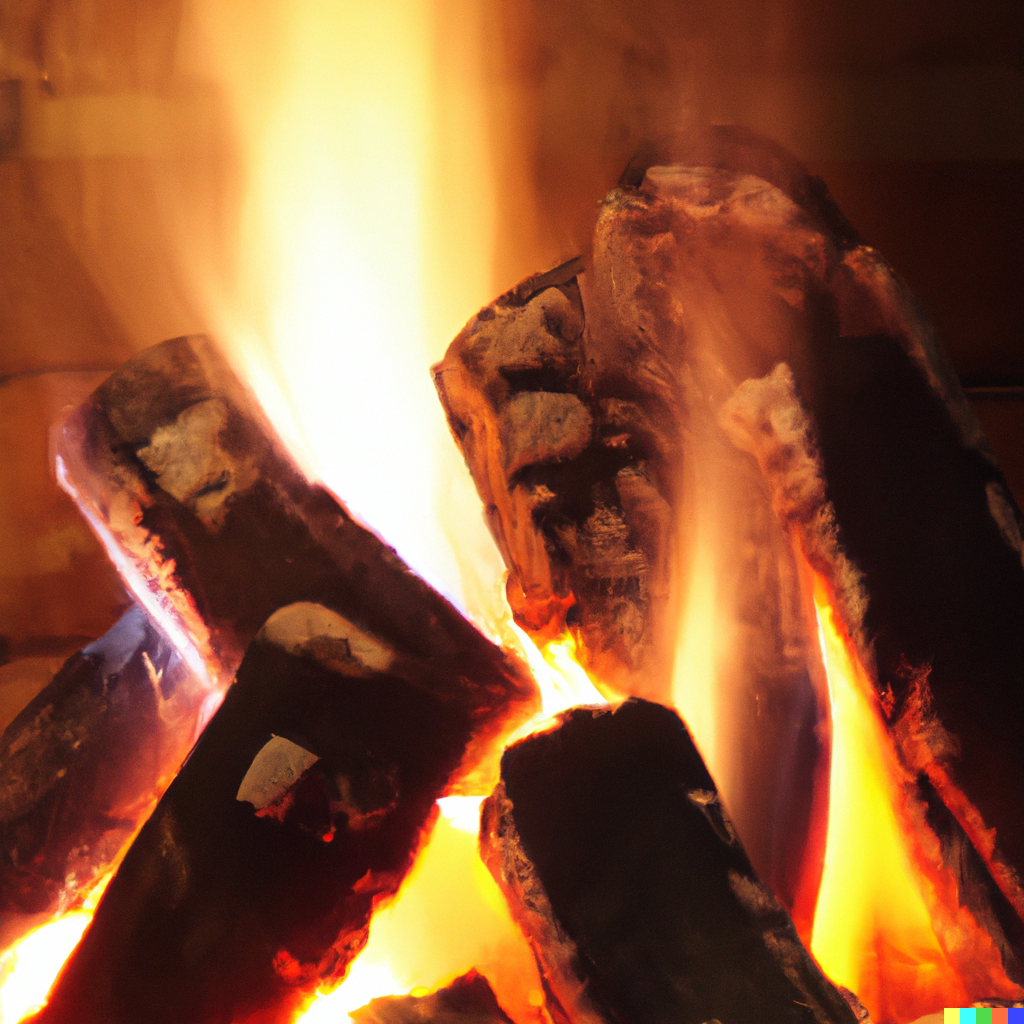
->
xmin=55 ymin=335 xmax=537 ymax=792
xmin=480 ymin=698 xmax=860 ymax=1024
xmin=35 ymin=598 xmax=532 ymax=1024
xmin=351 ymin=970 xmax=515 ymax=1024
xmin=0 ymin=605 xmax=204 ymax=949
xmin=436 ymin=126 xmax=1024 ymax=963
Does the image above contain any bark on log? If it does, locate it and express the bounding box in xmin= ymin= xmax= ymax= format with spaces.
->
xmin=0 ymin=605 xmax=203 ymax=950
xmin=480 ymin=698 xmax=861 ymax=1024
xmin=56 ymin=334 xmax=537 ymax=790
xmin=35 ymin=598 xmax=534 ymax=1024
xmin=435 ymin=126 xmax=1024 ymax=969
xmin=351 ymin=970 xmax=515 ymax=1024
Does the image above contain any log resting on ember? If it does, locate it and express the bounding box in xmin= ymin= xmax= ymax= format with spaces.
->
xmin=480 ymin=698 xmax=862 ymax=1024
xmin=435 ymin=126 xmax=1024 ymax=977
xmin=0 ymin=605 xmax=203 ymax=948
xmin=34 ymin=592 xmax=535 ymax=1024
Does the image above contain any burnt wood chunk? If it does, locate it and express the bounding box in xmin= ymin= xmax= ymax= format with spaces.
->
xmin=55 ymin=337 xmax=536 ymax=786
xmin=0 ymin=605 xmax=204 ymax=949
xmin=351 ymin=970 xmax=515 ymax=1024
xmin=481 ymin=698 xmax=860 ymax=1024
xmin=436 ymin=126 xmax=1024 ymax=963
xmin=34 ymin=599 xmax=530 ymax=1024
xmin=56 ymin=335 xmax=536 ymax=792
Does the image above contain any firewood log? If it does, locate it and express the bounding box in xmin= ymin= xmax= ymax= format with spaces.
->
xmin=3 ymin=336 xmax=536 ymax=959
xmin=435 ymin=126 xmax=1024 ymax=969
xmin=34 ymin=598 xmax=534 ymax=1024
xmin=351 ymin=969 xmax=515 ymax=1024
xmin=480 ymin=698 xmax=861 ymax=1024
xmin=55 ymin=334 xmax=537 ymax=789
xmin=0 ymin=605 xmax=203 ymax=949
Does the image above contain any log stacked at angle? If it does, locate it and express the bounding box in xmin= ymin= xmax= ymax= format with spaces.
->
xmin=0 ymin=606 xmax=202 ymax=948
xmin=36 ymin=600 xmax=534 ymax=1024
xmin=481 ymin=698 xmax=861 ymax=1024
xmin=13 ymin=336 xmax=536 ymax=1024
xmin=56 ymin=333 xmax=535 ymax=759
xmin=435 ymin=125 xmax=1024 ymax=977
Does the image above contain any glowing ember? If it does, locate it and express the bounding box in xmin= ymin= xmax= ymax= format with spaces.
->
xmin=808 ymin=570 xmax=1018 ymax=1022
xmin=293 ymin=625 xmax=603 ymax=1024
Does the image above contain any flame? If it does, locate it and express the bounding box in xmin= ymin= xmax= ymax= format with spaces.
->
xmin=174 ymin=0 xmax=503 ymax=610
xmin=294 ymin=624 xmax=602 ymax=1024
xmin=807 ymin=569 xmax=1018 ymax=1022
xmin=291 ymin=625 xmax=605 ymax=1024
xmin=0 ymin=874 xmax=111 ymax=1024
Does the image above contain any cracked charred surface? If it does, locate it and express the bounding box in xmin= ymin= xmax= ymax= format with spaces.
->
xmin=480 ymin=699 xmax=861 ymax=1024
xmin=33 ymin=598 xmax=530 ymax=1024
xmin=434 ymin=259 xmax=678 ymax=705
xmin=436 ymin=130 xmax=1024 ymax=975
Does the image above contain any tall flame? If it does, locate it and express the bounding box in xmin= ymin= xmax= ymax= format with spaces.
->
xmin=175 ymin=0 xmax=504 ymax=608
xmin=807 ymin=569 xmax=1018 ymax=1022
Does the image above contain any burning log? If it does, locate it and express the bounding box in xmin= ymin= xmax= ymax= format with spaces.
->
xmin=34 ymin=593 xmax=535 ymax=1024
xmin=480 ymin=698 xmax=862 ymax=1024
xmin=436 ymin=126 xmax=1024 ymax=983
xmin=1 ymin=335 xmax=536 ymax=942
xmin=350 ymin=970 xmax=515 ymax=1024
xmin=52 ymin=333 xmax=536 ymax=785
xmin=0 ymin=605 xmax=204 ymax=949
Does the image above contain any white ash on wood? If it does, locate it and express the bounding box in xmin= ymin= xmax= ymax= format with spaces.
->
xmin=56 ymin=334 xmax=538 ymax=788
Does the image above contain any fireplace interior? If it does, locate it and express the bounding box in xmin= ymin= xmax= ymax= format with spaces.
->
xmin=1 ymin=2 xmax=1023 ymax=1024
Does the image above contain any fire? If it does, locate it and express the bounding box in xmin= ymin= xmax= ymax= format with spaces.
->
xmin=293 ymin=626 xmax=605 ymax=1024
xmin=807 ymin=569 xmax=1018 ymax=1022
xmin=0 ymin=875 xmax=111 ymax=1024
xmin=175 ymin=0 xmax=502 ymax=607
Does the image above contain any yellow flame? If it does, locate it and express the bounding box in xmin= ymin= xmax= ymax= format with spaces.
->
xmin=808 ymin=574 xmax=969 ymax=1022
xmin=294 ymin=623 xmax=603 ymax=1024
xmin=176 ymin=0 xmax=502 ymax=613
xmin=0 ymin=874 xmax=111 ymax=1024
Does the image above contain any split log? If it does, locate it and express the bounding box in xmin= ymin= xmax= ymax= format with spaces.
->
xmin=35 ymin=597 xmax=534 ymax=1024
xmin=435 ymin=126 xmax=1024 ymax=968
xmin=351 ymin=970 xmax=515 ymax=1024
xmin=56 ymin=334 xmax=537 ymax=788
xmin=0 ymin=605 xmax=203 ymax=950
xmin=480 ymin=698 xmax=861 ymax=1024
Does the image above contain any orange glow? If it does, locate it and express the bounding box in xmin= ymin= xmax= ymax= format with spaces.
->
xmin=175 ymin=0 xmax=503 ymax=611
xmin=808 ymin=570 xmax=1018 ymax=1022
xmin=294 ymin=624 xmax=603 ymax=1024
xmin=0 ymin=874 xmax=111 ymax=1024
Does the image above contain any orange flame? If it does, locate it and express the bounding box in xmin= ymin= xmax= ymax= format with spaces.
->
xmin=293 ymin=625 xmax=605 ymax=1024
xmin=807 ymin=569 xmax=1019 ymax=1022
xmin=0 ymin=873 xmax=111 ymax=1024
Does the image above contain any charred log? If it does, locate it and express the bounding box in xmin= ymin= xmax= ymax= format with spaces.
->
xmin=0 ymin=605 xmax=203 ymax=949
xmin=480 ymin=698 xmax=861 ymax=1024
xmin=2 ymin=335 xmax=536 ymax=950
xmin=351 ymin=970 xmax=515 ymax=1024
xmin=56 ymin=335 xmax=536 ymax=793
xmin=435 ymin=126 xmax=1024 ymax=967
xmin=34 ymin=598 xmax=532 ymax=1024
